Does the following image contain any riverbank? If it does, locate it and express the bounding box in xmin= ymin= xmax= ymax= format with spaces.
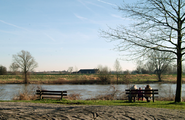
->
xmin=0 ymin=79 xmax=182 ymax=84
xmin=0 ymin=102 xmax=185 ymax=119
xmin=0 ymin=74 xmax=184 ymax=84
xmin=2 ymin=84 xmax=185 ymax=101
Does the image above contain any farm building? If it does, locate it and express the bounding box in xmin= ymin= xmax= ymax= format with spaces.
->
xmin=78 ymin=69 xmax=99 ymax=74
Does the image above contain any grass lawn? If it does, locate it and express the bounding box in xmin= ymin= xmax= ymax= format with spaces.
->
xmin=1 ymin=99 xmax=185 ymax=110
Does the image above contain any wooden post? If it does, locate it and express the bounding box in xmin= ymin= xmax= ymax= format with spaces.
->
xmin=40 ymin=90 xmax=42 ymax=99
xmin=61 ymin=91 xmax=63 ymax=100
xmin=152 ymin=90 xmax=154 ymax=102
xmin=138 ymin=92 xmax=139 ymax=101
xmin=129 ymin=89 xmax=132 ymax=102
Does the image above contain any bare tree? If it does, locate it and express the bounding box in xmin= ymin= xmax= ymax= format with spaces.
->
xmin=74 ymin=66 xmax=78 ymax=73
xmin=114 ymin=59 xmax=122 ymax=84
xmin=12 ymin=50 xmax=38 ymax=84
xmin=97 ymin=65 xmax=111 ymax=84
xmin=146 ymin=50 xmax=174 ymax=82
xmin=135 ymin=60 xmax=150 ymax=74
xmin=0 ymin=65 xmax=7 ymax=75
xmin=101 ymin=0 xmax=185 ymax=102
xmin=144 ymin=61 xmax=155 ymax=74
xmin=9 ymin=62 xmax=19 ymax=75
xmin=67 ymin=67 xmax=73 ymax=74
xmin=182 ymin=64 xmax=185 ymax=74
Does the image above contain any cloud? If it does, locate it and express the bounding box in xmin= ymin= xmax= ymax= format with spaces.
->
xmin=43 ymin=32 xmax=56 ymax=41
xmin=97 ymin=0 xmax=116 ymax=6
xmin=74 ymin=13 xmax=104 ymax=25
xmin=76 ymin=32 xmax=90 ymax=40
xmin=74 ymin=14 xmax=88 ymax=21
xmin=111 ymin=14 xmax=125 ymax=20
xmin=0 ymin=20 xmax=28 ymax=31
xmin=85 ymin=1 xmax=104 ymax=8
xmin=77 ymin=0 xmax=96 ymax=14
xmin=0 ymin=30 xmax=16 ymax=34
xmin=111 ymin=14 xmax=134 ymax=21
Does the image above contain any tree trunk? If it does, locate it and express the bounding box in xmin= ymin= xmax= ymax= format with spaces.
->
xmin=24 ymin=72 xmax=28 ymax=84
xmin=175 ymin=53 xmax=182 ymax=102
xmin=117 ymin=74 xmax=118 ymax=84
xmin=157 ymin=72 xmax=162 ymax=82
xmin=175 ymin=6 xmax=182 ymax=102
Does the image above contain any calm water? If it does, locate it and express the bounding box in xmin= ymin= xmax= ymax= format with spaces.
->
xmin=0 ymin=84 xmax=185 ymax=100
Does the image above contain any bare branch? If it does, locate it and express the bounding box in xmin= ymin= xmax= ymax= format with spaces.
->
xmin=12 ymin=50 xmax=38 ymax=83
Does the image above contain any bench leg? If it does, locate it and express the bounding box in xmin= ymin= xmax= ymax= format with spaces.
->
xmin=40 ymin=95 xmax=42 ymax=99
xmin=61 ymin=92 xmax=63 ymax=100
xmin=40 ymin=91 xmax=42 ymax=99
xmin=153 ymin=96 xmax=154 ymax=102
xmin=128 ymin=96 xmax=132 ymax=102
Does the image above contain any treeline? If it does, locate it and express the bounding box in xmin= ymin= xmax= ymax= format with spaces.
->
xmin=0 ymin=65 xmax=7 ymax=75
xmin=0 ymin=64 xmax=183 ymax=75
xmin=132 ymin=64 xmax=178 ymax=75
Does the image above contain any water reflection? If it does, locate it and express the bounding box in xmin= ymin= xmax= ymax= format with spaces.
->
xmin=0 ymin=84 xmax=184 ymax=100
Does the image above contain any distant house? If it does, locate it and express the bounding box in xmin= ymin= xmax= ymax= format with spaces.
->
xmin=72 ymin=71 xmax=78 ymax=74
xmin=78 ymin=69 xmax=99 ymax=74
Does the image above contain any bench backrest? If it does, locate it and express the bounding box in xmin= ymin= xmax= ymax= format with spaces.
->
xmin=36 ymin=90 xmax=67 ymax=94
xmin=125 ymin=89 xmax=158 ymax=94
xmin=36 ymin=90 xmax=67 ymax=99
xmin=125 ymin=89 xmax=158 ymax=91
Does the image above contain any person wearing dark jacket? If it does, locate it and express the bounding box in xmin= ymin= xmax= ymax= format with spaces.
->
xmin=138 ymin=87 xmax=143 ymax=101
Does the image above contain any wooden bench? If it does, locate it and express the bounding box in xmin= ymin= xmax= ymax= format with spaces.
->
xmin=36 ymin=90 xmax=67 ymax=100
xmin=125 ymin=89 xmax=158 ymax=102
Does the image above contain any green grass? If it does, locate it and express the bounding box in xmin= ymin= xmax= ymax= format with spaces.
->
xmin=1 ymin=99 xmax=185 ymax=110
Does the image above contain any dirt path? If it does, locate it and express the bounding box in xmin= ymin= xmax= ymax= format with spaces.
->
xmin=0 ymin=102 xmax=185 ymax=120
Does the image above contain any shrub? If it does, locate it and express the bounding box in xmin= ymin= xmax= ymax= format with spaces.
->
xmin=67 ymin=93 xmax=81 ymax=100
xmin=0 ymin=65 xmax=7 ymax=75
xmin=122 ymin=73 xmax=131 ymax=84
xmin=88 ymin=85 xmax=126 ymax=100
xmin=13 ymin=85 xmax=42 ymax=100
xmin=13 ymin=92 xmax=37 ymax=100
xmin=97 ymin=66 xmax=111 ymax=84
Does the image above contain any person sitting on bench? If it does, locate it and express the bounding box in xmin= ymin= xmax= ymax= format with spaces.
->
xmin=138 ymin=87 xmax=143 ymax=101
xmin=128 ymin=85 xmax=138 ymax=102
xmin=145 ymin=84 xmax=152 ymax=102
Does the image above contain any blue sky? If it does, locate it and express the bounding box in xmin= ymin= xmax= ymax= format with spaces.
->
xmin=0 ymin=0 xmax=136 ymax=72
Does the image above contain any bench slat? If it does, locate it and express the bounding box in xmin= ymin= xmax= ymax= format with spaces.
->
xmin=36 ymin=90 xmax=67 ymax=93
xmin=125 ymin=89 xmax=158 ymax=91
xmin=36 ymin=93 xmax=67 ymax=96
xmin=125 ymin=92 xmax=158 ymax=94
xmin=125 ymin=89 xmax=159 ymax=102
xmin=42 ymin=96 xmax=67 ymax=98
xmin=36 ymin=90 xmax=67 ymax=100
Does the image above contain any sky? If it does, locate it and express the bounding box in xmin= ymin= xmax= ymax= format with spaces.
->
xmin=0 ymin=0 xmax=136 ymax=72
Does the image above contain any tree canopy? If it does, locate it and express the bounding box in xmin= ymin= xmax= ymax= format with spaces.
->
xmin=101 ymin=0 xmax=185 ymax=102
xmin=0 ymin=65 xmax=7 ymax=75
xmin=12 ymin=50 xmax=38 ymax=84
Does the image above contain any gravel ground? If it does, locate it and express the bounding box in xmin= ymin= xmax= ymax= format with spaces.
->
xmin=0 ymin=102 xmax=185 ymax=120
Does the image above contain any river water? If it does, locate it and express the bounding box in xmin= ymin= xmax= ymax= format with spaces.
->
xmin=0 ymin=84 xmax=185 ymax=100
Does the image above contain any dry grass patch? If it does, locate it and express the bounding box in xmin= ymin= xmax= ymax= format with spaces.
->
xmin=1 ymin=74 xmax=185 ymax=84
xmin=88 ymin=85 xmax=126 ymax=100
xmin=67 ymin=93 xmax=81 ymax=100
xmin=13 ymin=85 xmax=42 ymax=100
